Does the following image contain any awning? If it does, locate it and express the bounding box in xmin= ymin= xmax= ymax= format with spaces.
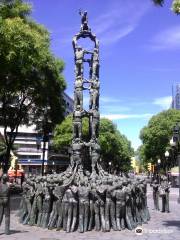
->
xmin=170 ymin=166 xmax=179 ymax=176
xmin=18 ymin=159 xmax=47 ymax=165
xmin=8 ymin=169 xmax=24 ymax=177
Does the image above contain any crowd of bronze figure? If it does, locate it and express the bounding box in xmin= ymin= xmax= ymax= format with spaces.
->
xmin=19 ymin=170 xmax=150 ymax=232
xmin=150 ymin=176 xmax=170 ymax=213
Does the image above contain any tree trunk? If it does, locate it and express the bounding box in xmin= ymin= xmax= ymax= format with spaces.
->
xmin=3 ymin=145 xmax=11 ymax=173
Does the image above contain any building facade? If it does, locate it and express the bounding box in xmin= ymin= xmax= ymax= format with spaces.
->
xmin=63 ymin=92 xmax=74 ymax=116
xmin=172 ymin=84 xmax=180 ymax=110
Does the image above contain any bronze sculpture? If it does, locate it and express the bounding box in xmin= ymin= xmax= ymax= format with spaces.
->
xmin=71 ymin=138 xmax=84 ymax=166
xmin=89 ymin=79 xmax=100 ymax=110
xmin=72 ymin=106 xmax=87 ymax=140
xmin=21 ymin=179 xmax=34 ymax=225
xmin=150 ymin=179 xmax=160 ymax=211
xmin=41 ymin=183 xmax=52 ymax=228
xmin=91 ymin=48 xmax=100 ymax=79
xmin=78 ymin=180 xmax=90 ymax=232
xmin=159 ymin=176 xmax=170 ymax=213
xmin=19 ymin=176 xmax=151 ymax=232
xmin=105 ymin=178 xmax=117 ymax=231
xmin=79 ymin=10 xmax=90 ymax=32
xmin=18 ymin=11 xmax=151 ymax=233
xmin=115 ymin=182 xmax=126 ymax=231
xmin=29 ymin=177 xmax=43 ymax=226
xmin=74 ymin=76 xmax=84 ymax=110
xmin=74 ymin=47 xmax=86 ymax=78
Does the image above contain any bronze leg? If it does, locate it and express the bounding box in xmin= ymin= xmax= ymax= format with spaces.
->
xmin=94 ymin=202 xmax=100 ymax=231
xmin=66 ymin=203 xmax=73 ymax=232
xmin=100 ymin=204 xmax=105 ymax=232
xmin=110 ymin=201 xmax=117 ymax=231
xmin=0 ymin=204 xmax=4 ymax=226
xmin=71 ymin=202 xmax=77 ymax=232
xmin=63 ymin=202 xmax=68 ymax=231
xmin=57 ymin=202 xmax=63 ymax=231
xmin=120 ymin=206 xmax=125 ymax=229
xmin=4 ymin=203 xmax=10 ymax=235
xmin=48 ymin=201 xmax=57 ymax=229
xmin=78 ymin=203 xmax=84 ymax=233
xmin=116 ymin=203 xmax=121 ymax=231
xmin=84 ymin=202 xmax=89 ymax=232
xmin=24 ymin=200 xmax=32 ymax=225
xmin=105 ymin=202 xmax=110 ymax=231
xmin=88 ymin=200 xmax=94 ymax=231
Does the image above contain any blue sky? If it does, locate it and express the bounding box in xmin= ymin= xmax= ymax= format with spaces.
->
xmin=28 ymin=0 xmax=180 ymax=150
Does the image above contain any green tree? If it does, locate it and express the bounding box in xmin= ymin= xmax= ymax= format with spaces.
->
xmin=139 ymin=109 xmax=180 ymax=171
xmin=53 ymin=116 xmax=134 ymax=172
xmin=0 ymin=0 xmax=66 ymax=172
xmin=152 ymin=0 xmax=180 ymax=14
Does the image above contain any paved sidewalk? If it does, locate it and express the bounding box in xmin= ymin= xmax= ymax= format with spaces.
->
xmin=0 ymin=186 xmax=180 ymax=240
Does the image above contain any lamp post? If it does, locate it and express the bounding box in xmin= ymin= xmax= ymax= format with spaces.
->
xmin=170 ymin=123 xmax=180 ymax=204
xmin=165 ymin=150 xmax=170 ymax=181
xmin=36 ymin=128 xmax=49 ymax=176
xmin=157 ymin=158 xmax=161 ymax=183
xmin=108 ymin=161 xmax=111 ymax=174
xmin=42 ymin=134 xmax=49 ymax=176
xmin=165 ymin=150 xmax=169 ymax=159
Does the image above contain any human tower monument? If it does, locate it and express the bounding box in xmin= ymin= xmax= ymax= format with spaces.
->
xmin=16 ymin=11 xmax=150 ymax=234
xmin=71 ymin=10 xmax=101 ymax=174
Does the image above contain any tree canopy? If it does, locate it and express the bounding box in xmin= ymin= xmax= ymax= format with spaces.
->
xmin=139 ymin=109 xmax=180 ymax=169
xmin=53 ymin=115 xmax=134 ymax=172
xmin=0 ymin=0 xmax=66 ymax=172
xmin=152 ymin=0 xmax=180 ymax=14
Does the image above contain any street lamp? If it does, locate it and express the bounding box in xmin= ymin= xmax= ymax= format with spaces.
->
xmin=108 ymin=161 xmax=111 ymax=174
xmin=170 ymin=123 xmax=180 ymax=204
xmin=42 ymin=134 xmax=49 ymax=176
xmin=36 ymin=131 xmax=49 ymax=176
xmin=157 ymin=158 xmax=161 ymax=183
xmin=36 ymin=106 xmax=51 ymax=176
xmin=165 ymin=150 xmax=169 ymax=158
xmin=170 ymin=137 xmax=176 ymax=147
xmin=165 ymin=150 xmax=170 ymax=180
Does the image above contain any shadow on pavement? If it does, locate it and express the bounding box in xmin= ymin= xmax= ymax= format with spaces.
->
xmin=0 ymin=230 xmax=29 ymax=236
xmin=162 ymin=220 xmax=180 ymax=230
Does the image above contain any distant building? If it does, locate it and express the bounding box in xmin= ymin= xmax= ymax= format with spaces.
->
xmin=14 ymin=125 xmax=47 ymax=175
xmin=63 ymin=92 xmax=74 ymax=116
xmin=172 ymin=84 xmax=180 ymax=110
xmin=0 ymin=92 xmax=73 ymax=175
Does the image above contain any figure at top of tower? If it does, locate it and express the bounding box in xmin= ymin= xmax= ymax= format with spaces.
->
xmin=79 ymin=10 xmax=91 ymax=32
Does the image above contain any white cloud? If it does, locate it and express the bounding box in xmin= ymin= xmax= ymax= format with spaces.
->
xmin=53 ymin=0 xmax=150 ymax=48
xmin=92 ymin=1 xmax=150 ymax=45
xmin=101 ymin=113 xmax=153 ymax=120
xmin=100 ymin=26 xmax=135 ymax=45
xmin=153 ymin=96 xmax=172 ymax=109
xmin=150 ymin=26 xmax=180 ymax=50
